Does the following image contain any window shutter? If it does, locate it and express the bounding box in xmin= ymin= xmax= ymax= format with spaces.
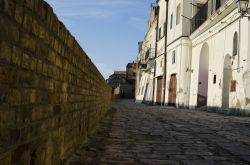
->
xmin=230 ymin=80 xmax=236 ymax=92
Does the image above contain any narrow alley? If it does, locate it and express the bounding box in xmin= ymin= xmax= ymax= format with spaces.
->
xmin=67 ymin=100 xmax=250 ymax=165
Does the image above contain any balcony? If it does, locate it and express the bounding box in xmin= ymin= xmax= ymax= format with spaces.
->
xmin=191 ymin=0 xmax=228 ymax=33
xmin=191 ymin=2 xmax=208 ymax=33
xmin=147 ymin=59 xmax=155 ymax=70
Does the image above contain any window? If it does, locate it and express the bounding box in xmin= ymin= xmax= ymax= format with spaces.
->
xmin=233 ymin=32 xmax=238 ymax=56
xmin=141 ymin=86 xmax=144 ymax=95
xmin=145 ymin=49 xmax=150 ymax=60
xmin=176 ymin=4 xmax=181 ymax=25
xmin=170 ymin=14 xmax=173 ymax=29
xmin=158 ymin=27 xmax=162 ymax=40
xmin=164 ymin=21 xmax=167 ymax=34
xmin=216 ymin=0 xmax=221 ymax=10
xmin=160 ymin=60 xmax=163 ymax=67
xmin=213 ymin=75 xmax=216 ymax=84
xmin=172 ymin=51 xmax=176 ymax=64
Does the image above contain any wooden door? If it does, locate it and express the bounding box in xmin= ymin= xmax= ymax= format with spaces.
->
xmin=156 ymin=77 xmax=163 ymax=104
xmin=168 ymin=74 xmax=177 ymax=106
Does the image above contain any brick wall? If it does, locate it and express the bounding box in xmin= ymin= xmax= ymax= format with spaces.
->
xmin=0 ymin=0 xmax=112 ymax=164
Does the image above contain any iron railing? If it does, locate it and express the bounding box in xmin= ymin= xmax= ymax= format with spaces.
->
xmin=191 ymin=0 xmax=228 ymax=33
xmin=191 ymin=2 xmax=208 ymax=33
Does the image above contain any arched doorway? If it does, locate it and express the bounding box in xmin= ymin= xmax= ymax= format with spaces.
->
xmin=222 ymin=55 xmax=232 ymax=108
xmin=197 ymin=43 xmax=209 ymax=108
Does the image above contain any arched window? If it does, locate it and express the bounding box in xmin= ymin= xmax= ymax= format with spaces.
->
xmin=233 ymin=32 xmax=238 ymax=56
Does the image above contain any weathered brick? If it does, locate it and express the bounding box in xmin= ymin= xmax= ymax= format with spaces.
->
xmin=20 ymin=32 xmax=36 ymax=53
xmin=22 ymin=11 xmax=33 ymax=31
xmin=0 ymin=15 xmax=19 ymax=42
xmin=0 ymin=152 xmax=11 ymax=165
xmin=11 ymin=143 xmax=30 ymax=164
xmin=30 ymin=56 xmax=37 ymax=71
xmin=14 ymin=4 xmax=23 ymax=24
xmin=0 ymin=110 xmax=15 ymax=129
xmin=42 ymin=62 xmax=48 ymax=76
xmin=31 ymin=18 xmax=40 ymax=36
xmin=0 ymin=41 xmax=12 ymax=63
xmin=0 ymin=64 xmax=16 ymax=85
xmin=17 ymin=71 xmax=34 ymax=88
xmin=0 ymin=15 xmax=8 ymax=40
xmin=20 ymin=89 xmax=32 ymax=105
xmin=21 ymin=53 xmax=31 ymax=69
xmin=0 ymin=128 xmax=20 ymax=153
xmin=24 ymin=0 xmax=34 ymax=10
xmin=36 ymin=59 xmax=43 ymax=73
xmin=2 ymin=0 xmax=15 ymax=17
xmin=9 ymin=23 xmax=20 ymax=42
xmin=48 ymin=49 xmax=56 ymax=64
xmin=11 ymin=46 xmax=22 ymax=66
xmin=39 ymin=26 xmax=46 ymax=41
xmin=7 ymin=89 xmax=22 ymax=106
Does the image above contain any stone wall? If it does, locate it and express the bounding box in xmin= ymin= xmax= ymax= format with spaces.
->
xmin=0 ymin=0 xmax=112 ymax=164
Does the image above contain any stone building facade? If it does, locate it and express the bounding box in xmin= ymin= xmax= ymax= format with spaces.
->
xmin=107 ymin=68 xmax=136 ymax=99
xmin=126 ymin=62 xmax=137 ymax=83
xmin=135 ymin=0 xmax=250 ymax=115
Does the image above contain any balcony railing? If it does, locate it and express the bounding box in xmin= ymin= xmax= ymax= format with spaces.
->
xmin=191 ymin=2 xmax=208 ymax=33
xmin=191 ymin=0 xmax=228 ymax=33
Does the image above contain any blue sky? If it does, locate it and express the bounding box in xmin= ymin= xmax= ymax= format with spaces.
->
xmin=44 ymin=0 xmax=154 ymax=79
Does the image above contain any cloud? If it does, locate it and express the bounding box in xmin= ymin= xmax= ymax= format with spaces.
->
xmin=46 ymin=0 xmax=143 ymax=20
xmin=50 ymin=0 xmax=140 ymax=8
xmin=96 ymin=0 xmax=139 ymax=7
xmin=59 ymin=9 xmax=114 ymax=19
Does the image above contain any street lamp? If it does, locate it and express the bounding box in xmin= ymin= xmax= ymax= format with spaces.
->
xmin=237 ymin=0 xmax=249 ymax=15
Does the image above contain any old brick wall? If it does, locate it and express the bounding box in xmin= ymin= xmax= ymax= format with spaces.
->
xmin=0 ymin=0 xmax=112 ymax=164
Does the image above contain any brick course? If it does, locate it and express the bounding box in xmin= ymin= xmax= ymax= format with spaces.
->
xmin=0 ymin=0 xmax=112 ymax=164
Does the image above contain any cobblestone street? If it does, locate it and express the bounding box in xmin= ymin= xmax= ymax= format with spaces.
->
xmin=67 ymin=100 xmax=250 ymax=165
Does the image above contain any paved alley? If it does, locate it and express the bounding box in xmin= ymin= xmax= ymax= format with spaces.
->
xmin=67 ymin=100 xmax=250 ymax=165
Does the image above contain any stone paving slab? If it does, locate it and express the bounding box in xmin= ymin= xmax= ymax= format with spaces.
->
xmin=66 ymin=99 xmax=250 ymax=165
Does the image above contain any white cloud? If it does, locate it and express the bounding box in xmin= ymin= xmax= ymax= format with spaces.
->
xmin=49 ymin=0 xmax=140 ymax=8
xmin=46 ymin=0 xmax=143 ymax=20
xmin=59 ymin=9 xmax=114 ymax=19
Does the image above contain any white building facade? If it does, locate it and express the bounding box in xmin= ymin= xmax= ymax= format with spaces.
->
xmin=135 ymin=6 xmax=157 ymax=104
xmin=135 ymin=0 xmax=250 ymax=114
xmin=164 ymin=0 xmax=192 ymax=108
xmin=189 ymin=0 xmax=250 ymax=113
xmin=154 ymin=0 xmax=167 ymax=104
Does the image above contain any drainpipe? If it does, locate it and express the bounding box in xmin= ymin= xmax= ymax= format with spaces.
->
xmin=162 ymin=0 xmax=169 ymax=106
xmin=152 ymin=5 xmax=160 ymax=104
xmin=247 ymin=17 xmax=250 ymax=102
xmin=238 ymin=17 xmax=241 ymax=73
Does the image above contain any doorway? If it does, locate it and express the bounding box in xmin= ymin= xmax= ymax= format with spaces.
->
xmin=168 ymin=74 xmax=177 ymax=106
xmin=197 ymin=43 xmax=209 ymax=107
xmin=222 ymin=55 xmax=232 ymax=108
xmin=156 ymin=77 xmax=163 ymax=104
